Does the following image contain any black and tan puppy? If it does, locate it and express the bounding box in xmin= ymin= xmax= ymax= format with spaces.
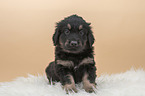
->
xmin=45 ymin=15 xmax=97 ymax=93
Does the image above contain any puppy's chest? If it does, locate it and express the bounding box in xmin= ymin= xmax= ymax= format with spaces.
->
xmin=56 ymin=57 xmax=94 ymax=70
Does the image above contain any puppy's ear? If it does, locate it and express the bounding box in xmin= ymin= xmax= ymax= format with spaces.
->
xmin=53 ymin=28 xmax=60 ymax=46
xmin=88 ymin=31 xmax=95 ymax=47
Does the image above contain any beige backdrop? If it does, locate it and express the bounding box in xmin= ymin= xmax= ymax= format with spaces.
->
xmin=0 ymin=0 xmax=145 ymax=82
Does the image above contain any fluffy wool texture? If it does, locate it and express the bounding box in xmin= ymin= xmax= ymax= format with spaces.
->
xmin=0 ymin=69 xmax=145 ymax=96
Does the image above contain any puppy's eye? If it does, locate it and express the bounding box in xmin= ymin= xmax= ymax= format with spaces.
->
xmin=64 ymin=29 xmax=70 ymax=35
xmin=79 ymin=31 xmax=84 ymax=36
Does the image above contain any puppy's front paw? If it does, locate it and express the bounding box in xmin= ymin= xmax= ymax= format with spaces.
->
xmin=63 ymin=84 xmax=78 ymax=93
xmin=83 ymin=83 xmax=96 ymax=93
xmin=82 ymin=73 xmax=96 ymax=93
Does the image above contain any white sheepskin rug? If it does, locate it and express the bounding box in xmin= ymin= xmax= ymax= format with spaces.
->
xmin=0 ymin=69 xmax=145 ymax=96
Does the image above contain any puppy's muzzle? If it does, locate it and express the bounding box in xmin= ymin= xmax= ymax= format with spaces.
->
xmin=69 ymin=41 xmax=79 ymax=47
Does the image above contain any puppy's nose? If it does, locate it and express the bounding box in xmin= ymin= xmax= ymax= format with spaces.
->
xmin=70 ymin=41 xmax=78 ymax=47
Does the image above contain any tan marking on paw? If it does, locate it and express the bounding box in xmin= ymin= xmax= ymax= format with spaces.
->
xmin=63 ymin=75 xmax=77 ymax=93
xmin=82 ymin=73 xmax=96 ymax=93
xmin=56 ymin=60 xmax=74 ymax=67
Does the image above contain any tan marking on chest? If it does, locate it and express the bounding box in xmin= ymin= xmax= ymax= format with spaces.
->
xmin=56 ymin=60 xmax=74 ymax=67
xmin=79 ymin=57 xmax=94 ymax=66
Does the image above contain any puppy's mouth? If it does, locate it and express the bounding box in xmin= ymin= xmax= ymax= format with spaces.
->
xmin=65 ymin=45 xmax=80 ymax=50
xmin=66 ymin=46 xmax=79 ymax=50
xmin=63 ymin=48 xmax=82 ymax=53
xmin=62 ymin=41 xmax=83 ymax=53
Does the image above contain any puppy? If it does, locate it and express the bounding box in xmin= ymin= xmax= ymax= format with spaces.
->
xmin=45 ymin=15 xmax=97 ymax=93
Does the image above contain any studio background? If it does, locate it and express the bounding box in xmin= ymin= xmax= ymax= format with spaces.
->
xmin=0 ymin=0 xmax=145 ymax=82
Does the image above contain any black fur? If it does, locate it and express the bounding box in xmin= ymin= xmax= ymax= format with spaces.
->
xmin=45 ymin=15 xmax=97 ymax=93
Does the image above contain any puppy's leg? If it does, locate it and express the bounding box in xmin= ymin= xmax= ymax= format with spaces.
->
xmin=82 ymin=65 xmax=97 ymax=93
xmin=56 ymin=65 xmax=77 ymax=93
xmin=45 ymin=62 xmax=60 ymax=84
xmin=63 ymin=75 xmax=77 ymax=93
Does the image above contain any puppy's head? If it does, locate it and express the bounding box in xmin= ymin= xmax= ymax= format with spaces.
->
xmin=53 ymin=15 xmax=94 ymax=53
